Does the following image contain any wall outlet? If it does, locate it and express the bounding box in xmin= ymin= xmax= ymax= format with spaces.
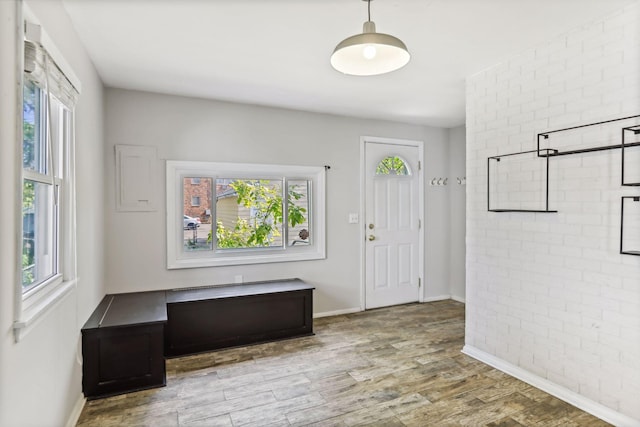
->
xmin=348 ymin=213 xmax=359 ymax=224
xmin=234 ymin=275 xmax=243 ymax=283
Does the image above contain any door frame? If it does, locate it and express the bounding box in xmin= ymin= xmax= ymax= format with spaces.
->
xmin=359 ymin=136 xmax=425 ymax=311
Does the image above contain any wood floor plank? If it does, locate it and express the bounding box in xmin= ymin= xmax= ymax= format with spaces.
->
xmin=178 ymin=413 xmax=233 ymax=427
xmin=310 ymin=406 xmax=398 ymax=426
xmin=76 ymin=301 xmax=612 ymax=427
xmin=452 ymin=392 xmax=536 ymax=425
xmin=223 ymin=373 xmax=311 ymax=400
xmin=178 ymin=391 xmax=276 ymax=425
xmin=229 ymin=393 xmax=325 ymax=426
xmin=124 ymin=412 xmax=180 ymax=427
xmin=285 ymin=400 xmax=364 ymax=427
xmin=486 ymin=417 xmax=526 ymax=427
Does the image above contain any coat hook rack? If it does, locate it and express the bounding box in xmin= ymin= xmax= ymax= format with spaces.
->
xmin=430 ymin=177 xmax=448 ymax=186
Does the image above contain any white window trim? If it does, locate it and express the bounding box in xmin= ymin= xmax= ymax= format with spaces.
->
xmin=13 ymin=11 xmax=79 ymax=342
xmin=14 ymin=111 xmax=78 ymax=340
xmin=166 ymin=160 xmax=326 ymax=269
xmin=14 ymin=100 xmax=78 ymax=342
xmin=14 ymin=279 xmax=77 ymax=342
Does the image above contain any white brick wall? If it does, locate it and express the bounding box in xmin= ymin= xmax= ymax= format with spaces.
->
xmin=466 ymin=2 xmax=640 ymax=421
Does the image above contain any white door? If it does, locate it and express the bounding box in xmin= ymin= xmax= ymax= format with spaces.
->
xmin=364 ymin=141 xmax=422 ymax=309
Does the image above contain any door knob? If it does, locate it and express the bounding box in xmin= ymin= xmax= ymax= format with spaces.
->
xmin=368 ymin=235 xmax=376 ymax=241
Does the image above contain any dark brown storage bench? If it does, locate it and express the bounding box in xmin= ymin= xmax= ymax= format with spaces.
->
xmin=81 ymin=279 xmax=314 ymax=399
xmin=165 ymin=279 xmax=315 ymax=357
xmin=81 ymin=291 xmax=167 ymax=400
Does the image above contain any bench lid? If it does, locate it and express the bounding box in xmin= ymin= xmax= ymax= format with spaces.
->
xmin=166 ymin=278 xmax=314 ymax=304
xmin=82 ymin=291 xmax=167 ymax=330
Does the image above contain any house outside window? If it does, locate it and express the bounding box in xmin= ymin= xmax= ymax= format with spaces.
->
xmin=183 ymin=177 xmax=211 ymax=219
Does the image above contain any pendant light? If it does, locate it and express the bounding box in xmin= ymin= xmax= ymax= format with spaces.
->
xmin=330 ymin=0 xmax=410 ymax=76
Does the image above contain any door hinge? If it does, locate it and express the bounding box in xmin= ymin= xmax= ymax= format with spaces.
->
xmin=418 ymin=219 xmax=421 ymax=229
xmin=418 ymin=278 xmax=421 ymax=288
xmin=418 ymin=161 xmax=421 ymax=170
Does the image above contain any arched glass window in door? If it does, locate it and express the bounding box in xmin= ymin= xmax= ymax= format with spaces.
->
xmin=375 ymin=156 xmax=411 ymax=175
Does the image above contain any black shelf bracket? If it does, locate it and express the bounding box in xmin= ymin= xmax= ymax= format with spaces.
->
xmin=487 ymin=149 xmax=557 ymax=213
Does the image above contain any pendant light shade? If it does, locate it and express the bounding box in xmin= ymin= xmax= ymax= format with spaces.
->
xmin=331 ymin=1 xmax=410 ymax=76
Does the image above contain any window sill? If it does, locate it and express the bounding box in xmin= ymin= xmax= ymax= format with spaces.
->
xmin=13 ymin=278 xmax=77 ymax=342
xmin=168 ymin=251 xmax=325 ymax=269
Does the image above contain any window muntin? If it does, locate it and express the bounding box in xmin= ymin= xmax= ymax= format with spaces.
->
xmin=375 ymin=156 xmax=410 ymax=175
xmin=167 ymin=161 xmax=325 ymax=268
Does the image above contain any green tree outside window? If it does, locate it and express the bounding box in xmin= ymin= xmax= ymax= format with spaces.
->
xmin=210 ymin=180 xmax=307 ymax=248
xmin=376 ymin=156 xmax=409 ymax=175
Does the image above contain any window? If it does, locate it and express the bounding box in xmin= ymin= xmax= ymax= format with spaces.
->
xmin=191 ymin=196 xmax=201 ymax=206
xmin=167 ymin=161 xmax=326 ymax=268
xmin=21 ymin=80 xmax=59 ymax=293
xmin=375 ymin=156 xmax=410 ymax=175
xmin=15 ymin=30 xmax=80 ymax=339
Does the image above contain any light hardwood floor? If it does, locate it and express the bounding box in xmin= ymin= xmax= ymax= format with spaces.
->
xmin=77 ymin=300 xmax=610 ymax=426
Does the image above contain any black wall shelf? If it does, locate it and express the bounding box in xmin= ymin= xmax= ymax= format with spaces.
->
xmin=487 ymin=149 xmax=557 ymax=213
xmin=537 ymin=114 xmax=640 ymax=158
xmin=488 ymin=114 xmax=640 ymax=256
xmin=620 ymin=196 xmax=640 ymax=256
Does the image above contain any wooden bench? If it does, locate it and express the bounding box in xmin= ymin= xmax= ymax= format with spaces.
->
xmin=81 ymin=279 xmax=314 ymax=399
xmin=164 ymin=279 xmax=314 ymax=357
xmin=81 ymin=291 xmax=167 ymax=400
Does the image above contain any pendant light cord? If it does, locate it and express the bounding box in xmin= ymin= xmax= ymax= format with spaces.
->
xmin=367 ymin=0 xmax=371 ymax=21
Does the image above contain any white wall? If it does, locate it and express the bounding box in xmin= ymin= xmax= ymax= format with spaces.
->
xmin=448 ymin=126 xmax=466 ymax=302
xmin=0 ymin=1 xmax=105 ymax=426
xmin=465 ymin=2 xmax=640 ymax=423
xmin=104 ymin=88 xmax=453 ymax=313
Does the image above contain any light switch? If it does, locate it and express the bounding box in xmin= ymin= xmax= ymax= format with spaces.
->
xmin=348 ymin=213 xmax=359 ymax=224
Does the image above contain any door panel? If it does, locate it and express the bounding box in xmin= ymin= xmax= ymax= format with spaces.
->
xmin=365 ymin=142 xmax=421 ymax=309
xmin=374 ymin=246 xmax=389 ymax=289
xmin=398 ymin=180 xmax=412 ymax=229
xmin=374 ymin=181 xmax=389 ymax=229
xmin=398 ymin=243 xmax=413 ymax=285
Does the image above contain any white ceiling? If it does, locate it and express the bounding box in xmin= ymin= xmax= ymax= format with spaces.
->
xmin=62 ymin=0 xmax=635 ymax=128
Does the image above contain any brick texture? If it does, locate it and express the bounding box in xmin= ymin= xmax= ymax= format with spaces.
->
xmin=466 ymin=2 xmax=640 ymax=421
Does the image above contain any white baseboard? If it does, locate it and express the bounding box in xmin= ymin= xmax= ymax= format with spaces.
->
xmin=313 ymin=307 xmax=361 ymax=318
xmin=422 ymin=294 xmax=451 ymax=302
xmin=65 ymin=393 xmax=86 ymax=427
xmin=462 ymin=345 xmax=640 ymax=427
xmin=451 ymin=295 xmax=466 ymax=303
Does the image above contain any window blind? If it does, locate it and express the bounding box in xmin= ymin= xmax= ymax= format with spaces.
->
xmin=24 ymin=40 xmax=79 ymax=109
